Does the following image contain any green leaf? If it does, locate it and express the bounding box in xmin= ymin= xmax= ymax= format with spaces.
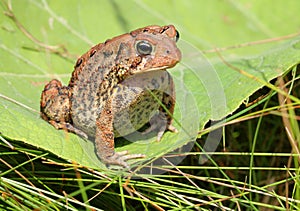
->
xmin=1 ymin=0 xmax=300 ymax=170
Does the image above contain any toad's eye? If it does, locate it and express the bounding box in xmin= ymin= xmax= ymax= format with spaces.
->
xmin=175 ymin=30 xmax=180 ymax=42
xmin=135 ymin=40 xmax=153 ymax=55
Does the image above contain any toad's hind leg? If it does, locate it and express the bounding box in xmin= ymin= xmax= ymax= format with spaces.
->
xmin=40 ymin=79 xmax=88 ymax=139
xmin=95 ymin=99 xmax=145 ymax=168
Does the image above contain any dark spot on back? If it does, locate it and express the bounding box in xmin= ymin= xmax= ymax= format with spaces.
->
xmin=89 ymin=50 xmax=96 ymax=57
xmin=98 ymin=66 xmax=105 ymax=73
xmin=104 ymin=39 xmax=111 ymax=45
xmin=75 ymin=58 xmax=83 ymax=68
xmin=103 ymin=50 xmax=113 ymax=58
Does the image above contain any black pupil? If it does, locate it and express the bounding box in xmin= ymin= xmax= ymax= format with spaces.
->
xmin=137 ymin=41 xmax=152 ymax=55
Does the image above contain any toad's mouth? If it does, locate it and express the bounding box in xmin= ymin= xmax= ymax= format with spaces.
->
xmin=133 ymin=56 xmax=180 ymax=74
xmin=133 ymin=65 xmax=175 ymax=75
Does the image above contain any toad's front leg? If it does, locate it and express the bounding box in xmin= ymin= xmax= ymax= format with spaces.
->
xmin=95 ymin=100 xmax=145 ymax=168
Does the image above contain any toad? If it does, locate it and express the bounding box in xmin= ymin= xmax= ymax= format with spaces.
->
xmin=40 ymin=25 xmax=181 ymax=168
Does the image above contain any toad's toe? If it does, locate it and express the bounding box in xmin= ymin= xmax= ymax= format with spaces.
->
xmin=102 ymin=151 xmax=145 ymax=168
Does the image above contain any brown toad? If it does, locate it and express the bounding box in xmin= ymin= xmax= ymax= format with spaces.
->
xmin=40 ymin=25 xmax=181 ymax=168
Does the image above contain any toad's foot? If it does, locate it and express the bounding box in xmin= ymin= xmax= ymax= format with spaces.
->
xmin=49 ymin=120 xmax=88 ymax=139
xmin=142 ymin=112 xmax=178 ymax=141
xmin=100 ymin=151 xmax=145 ymax=168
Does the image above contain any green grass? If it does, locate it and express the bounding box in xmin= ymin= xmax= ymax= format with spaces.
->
xmin=1 ymin=66 xmax=299 ymax=210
